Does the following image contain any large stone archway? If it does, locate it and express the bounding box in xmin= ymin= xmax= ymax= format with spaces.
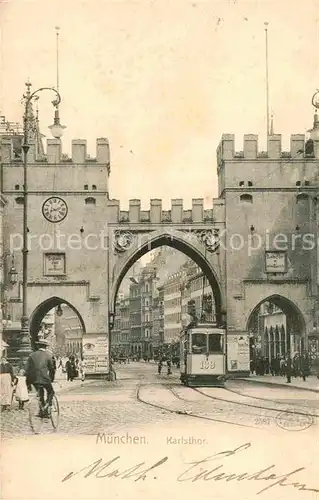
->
xmin=29 ymin=296 xmax=86 ymax=348
xmin=108 ymin=227 xmax=225 ymax=324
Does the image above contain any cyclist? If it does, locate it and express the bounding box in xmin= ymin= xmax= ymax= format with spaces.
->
xmin=25 ymin=339 xmax=56 ymax=417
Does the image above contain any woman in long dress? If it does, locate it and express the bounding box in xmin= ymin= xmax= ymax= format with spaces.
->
xmin=0 ymin=353 xmax=14 ymax=410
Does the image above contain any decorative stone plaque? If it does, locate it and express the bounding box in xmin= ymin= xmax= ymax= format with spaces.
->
xmin=265 ymin=251 xmax=287 ymax=273
xmin=44 ymin=253 xmax=66 ymax=276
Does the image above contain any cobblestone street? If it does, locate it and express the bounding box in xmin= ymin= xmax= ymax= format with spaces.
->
xmin=1 ymin=362 xmax=318 ymax=437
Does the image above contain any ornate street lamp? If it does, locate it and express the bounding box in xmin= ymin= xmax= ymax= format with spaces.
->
xmin=18 ymin=83 xmax=62 ymax=362
xmin=8 ymin=262 xmax=18 ymax=286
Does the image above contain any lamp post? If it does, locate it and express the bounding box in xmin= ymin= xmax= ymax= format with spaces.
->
xmin=0 ymin=253 xmax=18 ymax=336
xmin=108 ymin=311 xmax=115 ymax=380
xmin=17 ymin=83 xmax=62 ymax=362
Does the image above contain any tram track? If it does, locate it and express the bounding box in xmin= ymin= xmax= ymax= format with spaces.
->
xmin=224 ymin=383 xmax=319 ymax=409
xmin=136 ymin=381 xmax=255 ymax=429
xmin=167 ymin=383 xmax=285 ymax=421
xmin=190 ymin=387 xmax=319 ymax=419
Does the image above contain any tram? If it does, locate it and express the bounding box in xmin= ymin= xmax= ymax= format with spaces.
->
xmin=180 ymin=322 xmax=226 ymax=387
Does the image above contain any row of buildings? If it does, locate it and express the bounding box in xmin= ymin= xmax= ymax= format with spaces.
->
xmin=112 ymin=247 xmax=216 ymax=358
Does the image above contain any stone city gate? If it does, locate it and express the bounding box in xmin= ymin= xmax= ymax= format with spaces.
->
xmin=2 ymin=126 xmax=319 ymax=371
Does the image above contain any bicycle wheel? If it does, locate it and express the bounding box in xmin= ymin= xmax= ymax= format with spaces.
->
xmin=28 ymin=395 xmax=44 ymax=434
xmin=50 ymin=394 xmax=60 ymax=430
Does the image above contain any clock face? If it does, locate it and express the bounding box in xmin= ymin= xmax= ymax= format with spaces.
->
xmin=42 ymin=197 xmax=68 ymax=223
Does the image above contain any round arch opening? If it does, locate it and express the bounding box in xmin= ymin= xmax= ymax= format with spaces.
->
xmin=29 ymin=297 xmax=86 ymax=356
xmin=247 ymin=294 xmax=306 ymax=365
xmin=110 ymin=237 xmax=224 ymax=362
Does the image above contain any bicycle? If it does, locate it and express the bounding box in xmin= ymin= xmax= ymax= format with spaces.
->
xmin=28 ymin=386 xmax=60 ymax=434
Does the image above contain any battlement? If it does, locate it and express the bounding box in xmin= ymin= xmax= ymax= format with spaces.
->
xmin=107 ymin=198 xmax=215 ymax=224
xmin=0 ymin=137 xmax=110 ymax=166
xmin=217 ymin=134 xmax=319 ymax=162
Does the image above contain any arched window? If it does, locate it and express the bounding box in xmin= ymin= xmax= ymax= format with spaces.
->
xmin=264 ymin=327 xmax=269 ymax=357
xmin=240 ymin=193 xmax=253 ymax=203
xmin=305 ymin=138 xmax=314 ymax=156
xmin=85 ymin=197 xmax=96 ymax=205
xmin=84 ymin=184 xmax=88 ymax=190
xmin=92 ymin=184 xmax=97 ymax=190
xmin=275 ymin=325 xmax=280 ymax=356
xmin=280 ymin=325 xmax=286 ymax=356
xmin=15 ymin=196 xmax=24 ymax=205
xmin=296 ymin=181 xmax=301 ymax=186
xmin=247 ymin=181 xmax=253 ymax=186
xmin=15 ymin=184 xmax=20 ymax=190
xmin=239 ymin=181 xmax=245 ymax=186
xmin=269 ymin=326 xmax=274 ymax=360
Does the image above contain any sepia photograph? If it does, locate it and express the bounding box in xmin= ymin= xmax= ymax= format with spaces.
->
xmin=0 ymin=0 xmax=318 ymax=499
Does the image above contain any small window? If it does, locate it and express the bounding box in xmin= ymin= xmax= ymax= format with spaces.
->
xmin=208 ymin=334 xmax=223 ymax=354
xmin=240 ymin=193 xmax=253 ymax=203
xmin=296 ymin=192 xmax=309 ymax=202
xmin=239 ymin=181 xmax=245 ymax=186
xmin=84 ymin=184 xmax=89 ymax=190
xmin=296 ymin=181 xmax=301 ymax=186
xmin=15 ymin=196 xmax=24 ymax=205
xmin=304 ymin=180 xmax=310 ymax=186
xmin=191 ymin=333 xmax=206 ymax=354
xmin=92 ymin=184 xmax=97 ymax=190
xmin=15 ymin=184 xmax=20 ymax=190
xmin=248 ymin=181 xmax=253 ymax=186
xmin=85 ymin=197 xmax=96 ymax=205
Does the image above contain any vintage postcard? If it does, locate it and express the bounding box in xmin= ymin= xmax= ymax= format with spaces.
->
xmin=0 ymin=0 xmax=318 ymax=499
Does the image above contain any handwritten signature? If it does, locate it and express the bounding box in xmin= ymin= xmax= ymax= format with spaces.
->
xmin=62 ymin=442 xmax=318 ymax=495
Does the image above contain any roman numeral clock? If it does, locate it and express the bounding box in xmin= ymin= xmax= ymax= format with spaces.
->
xmin=42 ymin=196 xmax=68 ymax=223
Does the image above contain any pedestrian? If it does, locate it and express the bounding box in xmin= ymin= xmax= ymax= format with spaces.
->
xmin=167 ymin=359 xmax=172 ymax=375
xmin=158 ymin=359 xmax=162 ymax=374
xmin=65 ymin=356 xmax=74 ymax=381
xmin=14 ymin=366 xmax=29 ymax=410
xmin=286 ymin=351 xmax=292 ymax=383
xmin=300 ymin=353 xmax=310 ymax=381
xmin=0 ymin=350 xmax=14 ymax=410
xmin=78 ymin=357 xmax=86 ymax=382
xmin=292 ymin=354 xmax=300 ymax=378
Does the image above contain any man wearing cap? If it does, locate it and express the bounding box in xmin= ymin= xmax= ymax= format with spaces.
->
xmin=25 ymin=339 xmax=56 ymax=417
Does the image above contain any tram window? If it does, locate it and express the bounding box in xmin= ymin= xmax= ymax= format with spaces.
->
xmin=191 ymin=333 xmax=207 ymax=354
xmin=208 ymin=334 xmax=223 ymax=353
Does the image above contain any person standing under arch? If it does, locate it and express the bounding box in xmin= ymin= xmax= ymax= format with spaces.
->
xmin=286 ymin=351 xmax=292 ymax=383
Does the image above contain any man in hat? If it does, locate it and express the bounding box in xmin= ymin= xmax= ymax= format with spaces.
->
xmin=25 ymin=339 xmax=56 ymax=417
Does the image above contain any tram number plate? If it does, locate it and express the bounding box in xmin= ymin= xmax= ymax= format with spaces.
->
xmin=200 ymin=360 xmax=215 ymax=370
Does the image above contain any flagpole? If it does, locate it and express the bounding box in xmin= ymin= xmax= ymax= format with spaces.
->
xmin=264 ymin=22 xmax=270 ymax=137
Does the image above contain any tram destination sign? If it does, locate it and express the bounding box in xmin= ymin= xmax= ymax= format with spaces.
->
xmin=265 ymin=250 xmax=287 ymax=274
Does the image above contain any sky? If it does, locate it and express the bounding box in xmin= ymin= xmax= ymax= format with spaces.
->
xmin=0 ymin=0 xmax=318 ymax=209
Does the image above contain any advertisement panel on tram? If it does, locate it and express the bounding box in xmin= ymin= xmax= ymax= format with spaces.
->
xmin=227 ymin=334 xmax=250 ymax=372
xmin=82 ymin=334 xmax=108 ymax=375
